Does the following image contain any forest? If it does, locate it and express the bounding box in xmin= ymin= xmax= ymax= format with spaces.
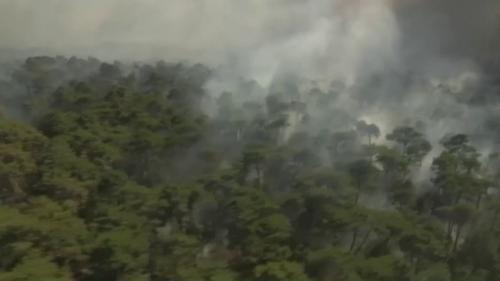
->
xmin=0 ymin=54 xmax=500 ymax=281
xmin=0 ymin=55 xmax=498 ymax=281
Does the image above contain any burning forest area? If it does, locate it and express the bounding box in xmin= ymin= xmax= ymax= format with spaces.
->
xmin=0 ymin=1 xmax=500 ymax=280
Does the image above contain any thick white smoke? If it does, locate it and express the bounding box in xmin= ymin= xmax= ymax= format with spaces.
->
xmin=1 ymin=0 xmax=499 ymax=153
xmin=0 ymin=0 xmax=399 ymax=82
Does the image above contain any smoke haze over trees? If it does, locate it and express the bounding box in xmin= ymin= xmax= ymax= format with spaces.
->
xmin=1 ymin=1 xmax=500 ymax=281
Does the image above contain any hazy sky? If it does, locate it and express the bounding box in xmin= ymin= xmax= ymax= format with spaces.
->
xmin=1 ymin=0 xmax=498 ymax=69
xmin=1 ymin=0 xmax=499 ymax=98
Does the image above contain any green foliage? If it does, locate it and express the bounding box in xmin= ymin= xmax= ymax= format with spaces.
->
xmin=357 ymin=255 xmax=407 ymax=281
xmin=254 ymin=261 xmax=310 ymax=281
xmin=228 ymin=189 xmax=293 ymax=265
xmin=413 ymin=263 xmax=451 ymax=281
xmin=386 ymin=126 xmax=431 ymax=165
xmin=0 ymin=251 xmax=72 ymax=281
xmin=0 ymin=56 xmax=499 ymax=281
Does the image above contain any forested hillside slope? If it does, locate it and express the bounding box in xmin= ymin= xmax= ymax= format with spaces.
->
xmin=0 ymin=56 xmax=500 ymax=281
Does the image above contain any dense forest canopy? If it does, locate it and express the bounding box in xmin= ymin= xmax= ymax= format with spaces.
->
xmin=0 ymin=54 xmax=499 ymax=281
xmin=1 ymin=1 xmax=500 ymax=281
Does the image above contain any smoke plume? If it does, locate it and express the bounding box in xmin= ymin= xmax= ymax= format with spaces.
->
xmin=1 ymin=0 xmax=500 ymax=155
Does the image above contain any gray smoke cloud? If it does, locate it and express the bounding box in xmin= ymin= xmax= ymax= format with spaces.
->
xmin=0 ymin=0 xmax=400 ymax=82
xmin=1 ymin=0 xmax=500 ymax=157
xmin=1 ymin=1 xmax=498 ymax=77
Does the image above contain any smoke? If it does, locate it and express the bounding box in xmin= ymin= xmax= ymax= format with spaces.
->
xmin=1 ymin=1 xmax=497 ymax=74
xmin=1 ymin=0 xmax=500 ymax=155
xmin=0 ymin=0 xmax=400 ymax=81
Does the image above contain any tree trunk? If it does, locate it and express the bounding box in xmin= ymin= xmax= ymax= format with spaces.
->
xmin=354 ymin=191 xmax=360 ymax=206
xmin=490 ymin=209 xmax=499 ymax=231
xmin=9 ymin=177 xmax=24 ymax=195
xmin=349 ymin=228 xmax=359 ymax=252
xmin=354 ymin=229 xmax=372 ymax=254
xmin=452 ymin=225 xmax=463 ymax=252
xmin=454 ymin=191 xmax=463 ymax=204
xmin=236 ymin=129 xmax=241 ymax=142
xmin=354 ymin=181 xmax=361 ymax=206
xmin=410 ymin=256 xmax=419 ymax=276
xmin=148 ymin=230 xmax=159 ymax=281
xmin=256 ymin=165 xmax=264 ymax=188
xmin=475 ymin=193 xmax=482 ymax=210
xmin=447 ymin=222 xmax=454 ymax=240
